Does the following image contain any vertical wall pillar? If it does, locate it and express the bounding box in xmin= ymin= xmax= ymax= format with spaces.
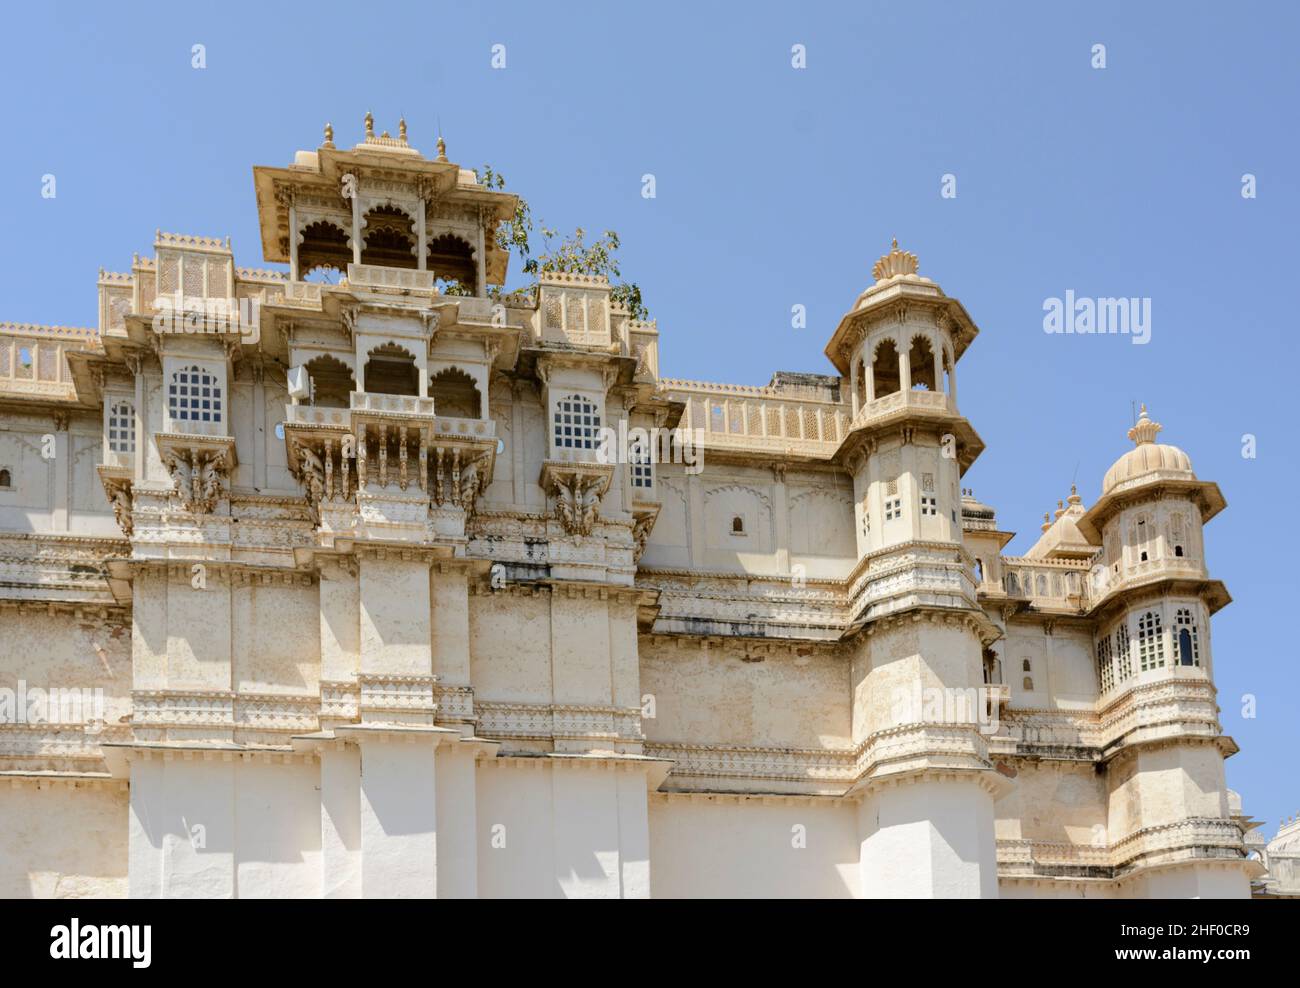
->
xmin=349 ymin=181 xmax=362 ymax=266
xmin=476 ymin=216 xmax=487 ymax=297
xmin=435 ymin=743 xmax=481 ymax=898
xmin=52 ymin=418 xmax=69 ymax=532
xmin=127 ymin=754 xmax=165 ymax=899
xmin=288 ymin=199 xmax=299 ymax=281
xmin=858 ymin=777 xmax=997 ymax=898
xmin=319 ymin=744 xmax=361 ymax=898
xmin=353 ymin=731 xmax=439 ymax=898
xmin=416 ymin=197 xmax=427 ymax=271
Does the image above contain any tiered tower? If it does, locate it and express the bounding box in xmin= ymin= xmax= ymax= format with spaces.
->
xmin=1076 ymin=407 xmax=1251 ymax=896
xmin=825 ymin=242 xmax=1003 ymax=896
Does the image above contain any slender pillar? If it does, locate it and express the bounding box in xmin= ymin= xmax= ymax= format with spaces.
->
xmin=288 ymin=199 xmax=299 ymax=281
xmin=349 ymin=179 xmax=362 ymax=265
xmin=476 ymin=213 xmax=487 ymax=297
xmin=416 ymin=198 xmax=427 ymax=271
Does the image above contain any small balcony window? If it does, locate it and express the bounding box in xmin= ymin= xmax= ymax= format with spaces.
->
xmin=168 ymin=365 xmax=222 ymax=425
xmin=108 ymin=401 xmax=135 ymax=454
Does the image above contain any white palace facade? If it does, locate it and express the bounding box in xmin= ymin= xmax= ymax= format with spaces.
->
xmin=0 ymin=122 xmax=1262 ymax=898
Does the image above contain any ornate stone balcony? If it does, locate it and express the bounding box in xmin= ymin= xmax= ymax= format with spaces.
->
xmin=1002 ymin=558 xmax=1092 ymax=610
xmin=345 ymin=263 xmax=436 ymax=294
xmin=0 ymin=324 xmax=91 ymax=402
xmin=666 ymin=378 xmax=850 ymax=458
xmin=350 ymin=391 xmax=437 ymax=418
xmin=279 ymin=280 xmax=325 ymax=309
xmin=848 ymin=388 xmax=953 ymax=429
xmin=1087 ymin=556 xmax=1218 ymax=612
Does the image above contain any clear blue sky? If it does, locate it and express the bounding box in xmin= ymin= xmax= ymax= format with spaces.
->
xmin=2 ymin=2 xmax=1296 ymax=833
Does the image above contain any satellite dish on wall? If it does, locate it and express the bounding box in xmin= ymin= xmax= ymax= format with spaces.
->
xmin=287 ymin=365 xmax=311 ymax=400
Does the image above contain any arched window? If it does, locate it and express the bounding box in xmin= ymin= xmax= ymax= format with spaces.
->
xmin=1022 ymin=658 xmax=1031 ymax=672
xmin=553 ymin=394 xmax=600 ymax=451
xmin=1035 ymin=574 xmax=1048 ymax=596
xmin=1005 ymin=572 xmax=1020 ymax=595
xmin=1115 ymin=624 xmax=1132 ymax=681
xmin=428 ymin=366 xmax=481 ymax=418
xmin=1138 ymin=610 xmax=1165 ymax=671
xmin=860 ymin=501 xmax=870 ymax=538
xmin=1023 ymin=676 xmax=1034 ymax=690
xmin=304 ymin=355 xmax=355 ymax=407
xmin=298 ymin=221 xmax=351 ymax=279
xmin=1175 ymin=608 xmax=1200 ymax=667
xmin=364 ymin=343 xmax=419 ymax=396
xmin=108 ymin=400 xmax=135 ymax=453
xmin=360 ymin=205 xmax=416 ymax=268
xmin=428 ymin=234 xmax=477 ymax=293
xmin=974 ymin=558 xmax=984 ymax=583
xmin=731 ymin=515 xmax=745 ymax=534
xmin=0 ymin=467 xmax=11 ymax=489
xmin=1096 ymin=636 xmax=1114 ymax=693
xmin=168 ymin=365 xmax=222 ymax=424
xmin=908 ymin=335 xmax=936 ymax=391
xmin=855 ymin=359 xmax=867 ymax=407
xmin=872 ymin=339 xmax=900 ymax=398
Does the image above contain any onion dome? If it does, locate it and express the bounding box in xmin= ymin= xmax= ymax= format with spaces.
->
xmin=1102 ymin=405 xmax=1195 ymax=495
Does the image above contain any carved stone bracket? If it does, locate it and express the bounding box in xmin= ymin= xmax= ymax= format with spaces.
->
xmin=97 ymin=464 xmax=134 ymax=537
xmin=632 ymin=503 xmax=660 ymax=564
xmin=155 ymin=433 xmax=236 ymax=514
xmin=540 ymin=460 xmax=613 ymax=537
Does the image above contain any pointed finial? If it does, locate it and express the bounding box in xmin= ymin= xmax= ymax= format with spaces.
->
xmin=399 ymin=117 xmax=407 ymax=142
xmin=323 ymin=122 xmax=335 ymax=148
xmin=1054 ymin=499 xmax=1066 ymax=520
xmin=872 ymin=238 xmax=919 ymax=282
xmin=436 ymin=134 xmax=448 ymax=162
xmin=1126 ymin=404 xmax=1163 ymax=446
xmin=1041 ymin=512 xmax=1052 ymax=533
xmin=1067 ymin=483 xmax=1082 ymax=507
xmin=364 ymin=111 xmax=374 ymax=139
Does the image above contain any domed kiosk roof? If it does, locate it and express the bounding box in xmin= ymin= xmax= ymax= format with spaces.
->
xmin=1101 ymin=405 xmax=1195 ymax=495
xmin=1078 ymin=405 xmax=1225 ymax=544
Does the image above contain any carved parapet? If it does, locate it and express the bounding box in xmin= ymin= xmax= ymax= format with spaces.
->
xmin=154 ymin=432 xmax=236 ymax=514
xmin=853 ymin=722 xmax=1001 ymax=791
xmin=540 ymin=460 xmax=613 ymax=537
xmin=357 ymin=673 xmax=438 ymax=726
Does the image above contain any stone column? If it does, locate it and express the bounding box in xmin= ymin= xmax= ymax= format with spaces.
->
xmin=416 ymin=197 xmax=427 ymax=271
xmin=476 ymin=211 xmax=488 ymax=298
xmin=349 ymin=181 xmax=362 ymax=266
xmin=288 ymin=198 xmax=299 ymax=281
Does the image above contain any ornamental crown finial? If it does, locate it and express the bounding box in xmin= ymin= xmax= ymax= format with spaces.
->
xmin=872 ymin=239 xmax=919 ymax=283
xmin=399 ymin=117 xmax=407 ymax=142
xmin=1127 ymin=404 xmax=1162 ymax=446
xmin=364 ymin=111 xmax=374 ymax=138
xmin=323 ymin=122 xmax=334 ymax=148
xmin=436 ymin=134 xmax=448 ymax=162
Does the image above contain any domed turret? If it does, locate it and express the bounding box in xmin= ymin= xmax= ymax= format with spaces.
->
xmin=1101 ymin=405 xmax=1195 ymax=495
